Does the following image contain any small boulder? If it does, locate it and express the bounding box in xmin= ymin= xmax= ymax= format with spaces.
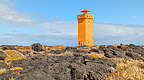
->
xmin=50 ymin=50 xmax=66 ymax=54
xmin=0 ymin=51 xmax=6 ymax=60
xmin=31 ymin=43 xmax=43 ymax=52
xmin=1 ymin=45 xmax=17 ymax=50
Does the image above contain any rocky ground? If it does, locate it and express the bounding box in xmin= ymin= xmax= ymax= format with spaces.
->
xmin=0 ymin=44 xmax=144 ymax=80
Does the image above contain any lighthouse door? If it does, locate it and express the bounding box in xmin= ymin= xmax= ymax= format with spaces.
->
xmin=79 ymin=41 xmax=85 ymax=46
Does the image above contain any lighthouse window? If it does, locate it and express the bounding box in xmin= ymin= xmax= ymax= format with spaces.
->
xmin=88 ymin=41 xmax=90 ymax=44
xmin=88 ymin=20 xmax=90 ymax=24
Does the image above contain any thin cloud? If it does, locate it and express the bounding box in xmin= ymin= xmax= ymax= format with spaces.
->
xmin=1 ymin=22 xmax=144 ymax=45
xmin=0 ymin=0 xmax=34 ymax=26
xmin=37 ymin=21 xmax=77 ymax=36
xmin=94 ymin=23 xmax=144 ymax=40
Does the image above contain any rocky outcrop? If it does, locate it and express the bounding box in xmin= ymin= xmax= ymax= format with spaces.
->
xmin=0 ymin=44 xmax=144 ymax=80
xmin=1 ymin=45 xmax=17 ymax=50
xmin=90 ymin=44 xmax=144 ymax=61
xmin=0 ymin=54 xmax=116 ymax=80
xmin=31 ymin=43 xmax=43 ymax=52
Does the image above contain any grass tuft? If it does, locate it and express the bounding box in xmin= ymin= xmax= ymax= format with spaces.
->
xmin=0 ymin=68 xmax=7 ymax=74
xmin=9 ymin=77 xmax=15 ymax=80
xmin=85 ymin=52 xmax=104 ymax=58
xmin=10 ymin=67 xmax=23 ymax=71
xmin=104 ymin=58 xmax=144 ymax=80
xmin=50 ymin=45 xmax=66 ymax=50
xmin=61 ymin=51 xmax=73 ymax=56
xmin=4 ymin=50 xmax=25 ymax=61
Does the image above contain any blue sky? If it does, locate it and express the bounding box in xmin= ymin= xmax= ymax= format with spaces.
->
xmin=14 ymin=0 xmax=144 ymax=24
xmin=0 ymin=0 xmax=144 ymax=46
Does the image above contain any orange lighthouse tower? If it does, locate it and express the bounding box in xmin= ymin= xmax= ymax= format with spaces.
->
xmin=77 ymin=9 xmax=94 ymax=47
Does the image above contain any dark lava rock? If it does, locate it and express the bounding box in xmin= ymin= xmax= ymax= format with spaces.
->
xmin=102 ymin=46 xmax=125 ymax=58
xmin=65 ymin=47 xmax=90 ymax=54
xmin=31 ymin=43 xmax=43 ymax=52
xmin=65 ymin=47 xmax=78 ymax=52
xmin=128 ymin=44 xmax=137 ymax=48
xmin=141 ymin=66 xmax=144 ymax=70
xmin=20 ymin=50 xmax=32 ymax=55
xmin=1 ymin=44 xmax=144 ymax=80
xmin=0 ymin=51 xmax=6 ymax=60
xmin=50 ymin=50 xmax=66 ymax=54
xmin=90 ymin=49 xmax=100 ymax=53
xmin=125 ymin=52 xmax=144 ymax=60
xmin=125 ymin=52 xmax=135 ymax=58
xmin=93 ymin=45 xmax=144 ymax=61
xmin=0 ymin=54 xmax=116 ymax=80
xmin=1 ymin=45 xmax=17 ymax=50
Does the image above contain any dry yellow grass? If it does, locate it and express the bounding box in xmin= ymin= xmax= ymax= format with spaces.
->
xmin=12 ymin=72 xmax=20 ymax=75
xmin=46 ymin=51 xmax=104 ymax=58
xmin=4 ymin=50 xmax=25 ymax=61
xmin=112 ymin=45 xmax=120 ymax=47
xmin=25 ymin=51 xmax=37 ymax=57
xmin=0 ymin=68 xmax=7 ymax=74
xmin=50 ymin=45 xmax=66 ymax=50
xmin=46 ymin=51 xmax=73 ymax=56
xmin=14 ymin=46 xmax=32 ymax=51
xmin=60 ymin=51 xmax=73 ymax=56
xmin=9 ymin=77 xmax=15 ymax=80
xmin=93 ymin=45 xmax=100 ymax=49
xmin=0 ymin=47 xmax=3 ymax=51
xmin=85 ymin=52 xmax=105 ymax=58
xmin=41 ymin=45 xmax=50 ymax=50
xmin=4 ymin=61 xmax=12 ymax=66
xmin=121 ymin=45 xmax=129 ymax=48
xmin=103 ymin=58 xmax=144 ymax=80
xmin=10 ymin=67 xmax=23 ymax=71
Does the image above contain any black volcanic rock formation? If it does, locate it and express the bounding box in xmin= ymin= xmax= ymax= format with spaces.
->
xmin=0 ymin=44 xmax=144 ymax=80
xmin=90 ymin=44 xmax=144 ymax=61
xmin=0 ymin=54 xmax=116 ymax=80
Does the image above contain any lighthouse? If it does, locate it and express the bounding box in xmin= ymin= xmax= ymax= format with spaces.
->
xmin=77 ymin=9 xmax=94 ymax=47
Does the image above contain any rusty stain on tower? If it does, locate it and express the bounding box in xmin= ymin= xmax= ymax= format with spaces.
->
xmin=77 ymin=9 xmax=94 ymax=47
